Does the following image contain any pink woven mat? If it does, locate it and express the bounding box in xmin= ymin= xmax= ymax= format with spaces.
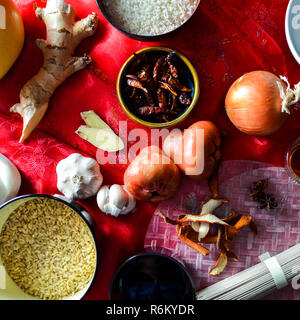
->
xmin=144 ymin=160 xmax=300 ymax=300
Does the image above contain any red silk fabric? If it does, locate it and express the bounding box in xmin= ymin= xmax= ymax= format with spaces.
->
xmin=0 ymin=0 xmax=299 ymax=299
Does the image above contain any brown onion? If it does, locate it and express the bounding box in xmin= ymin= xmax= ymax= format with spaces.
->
xmin=124 ymin=146 xmax=181 ymax=202
xmin=225 ymin=71 xmax=290 ymax=136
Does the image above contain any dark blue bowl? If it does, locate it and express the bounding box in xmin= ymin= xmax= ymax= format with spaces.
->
xmin=109 ymin=252 xmax=196 ymax=301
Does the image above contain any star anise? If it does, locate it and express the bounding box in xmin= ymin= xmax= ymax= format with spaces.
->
xmin=249 ymin=178 xmax=268 ymax=197
xmin=250 ymin=179 xmax=278 ymax=211
xmin=258 ymin=193 xmax=278 ymax=210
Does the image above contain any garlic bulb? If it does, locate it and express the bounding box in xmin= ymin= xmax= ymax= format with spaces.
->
xmin=0 ymin=153 xmax=21 ymax=206
xmin=56 ymin=153 xmax=103 ymax=200
xmin=97 ymin=184 xmax=136 ymax=217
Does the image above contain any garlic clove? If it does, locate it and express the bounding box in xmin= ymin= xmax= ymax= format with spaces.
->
xmin=103 ymin=203 xmax=123 ymax=217
xmin=97 ymin=185 xmax=110 ymax=212
xmin=121 ymin=186 xmax=136 ymax=214
xmin=109 ymin=184 xmax=128 ymax=209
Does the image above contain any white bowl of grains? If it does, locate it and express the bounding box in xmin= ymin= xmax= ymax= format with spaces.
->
xmin=0 ymin=195 xmax=98 ymax=300
xmin=96 ymin=0 xmax=202 ymax=41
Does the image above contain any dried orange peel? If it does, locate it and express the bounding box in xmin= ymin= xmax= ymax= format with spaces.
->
xmin=155 ymin=197 xmax=257 ymax=276
xmin=179 ymin=213 xmax=230 ymax=226
xmin=176 ymin=225 xmax=210 ymax=256
xmin=191 ymin=198 xmax=229 ymax=239
xmin=209 ymin=253 xmax=228 ymax=276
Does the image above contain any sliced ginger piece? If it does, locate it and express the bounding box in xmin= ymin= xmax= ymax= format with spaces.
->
xmin=76 ymin=125 xmax=124 ymax=152
xmin=77 ymin=110 xmax=124 ymax=152
xmin=80 ymin=111 xmax=113 ymax=131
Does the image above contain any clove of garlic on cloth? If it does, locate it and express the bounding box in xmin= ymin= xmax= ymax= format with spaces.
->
xmin=0 ymin=154 xmax=21 ymax=206
xmin=97 ymin=184 xmax=136 ymax=217
xmin=56 ymin=153 xmax=103 ymax=200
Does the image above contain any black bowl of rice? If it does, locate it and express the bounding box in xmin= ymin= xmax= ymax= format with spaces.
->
xmin=0 ymin=194 xmax=98 ymax=300
xmin=96 ymin=0 xmax=202 ymax=41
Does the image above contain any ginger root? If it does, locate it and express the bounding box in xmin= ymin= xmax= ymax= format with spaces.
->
xmin=10 ymin=0 xmax=98 ymax=143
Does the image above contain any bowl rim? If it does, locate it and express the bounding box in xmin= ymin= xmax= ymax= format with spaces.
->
xmin=108 ymin=251 xmax=196 ymax=300
xmin=0 ymin=194 xmax=99 ymax=300
xmin=285 ymin=137 xmax=300 ymax=185
xmin=285 ymin=0 xmax=300 ymax=65
xmin=116 ymin=46 xmax=200 ymax=128
xmin=95 ymin=0 xmax=202 ymax=41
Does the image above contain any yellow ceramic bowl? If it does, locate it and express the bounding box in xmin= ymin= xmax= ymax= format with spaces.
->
xmin=117 ymin=46 xmax=200 ymax=128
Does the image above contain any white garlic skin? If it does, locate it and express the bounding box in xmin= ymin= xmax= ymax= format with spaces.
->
xmin=97 ymin=184 xmax=136 ymax=217
xmin=56 ymin=153 xmax=103 ymax=200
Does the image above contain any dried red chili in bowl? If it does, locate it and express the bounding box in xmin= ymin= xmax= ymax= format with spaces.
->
xmin=117 ymin=47 xmax=200 ymax=128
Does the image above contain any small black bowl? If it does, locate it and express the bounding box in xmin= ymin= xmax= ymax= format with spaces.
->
xmin=109 ymin=251 xmax=196 ymax=301
xmin=96 ymin=0 xmax=202 ymax=41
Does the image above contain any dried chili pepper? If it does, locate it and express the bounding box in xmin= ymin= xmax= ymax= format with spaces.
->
xmin=166 ymin=51 xmax=179 ymax=79
xmin=130 ymin=87 xmax=137 ymax=99
xmin=126 ymin=78 xmax=148 ymax=93
xmin=171 ymin=94 xmax=177 ymax=111
xmin=153 ymin=56 xmax=167 ymax=81
xmin=179 ymin=92 xmax=191 ymax=105
xmin=157 ymin=88 xmax=168 ymax=108
xmin=168 ymin=76 xmax=192 ymax=92
xmin=161 ymin=72 xmax=170 ymax=82
xmin=137 ymin=106 xmax=177 ymax=116
xmin=137 ymin=64 xmax=151 ymax=81
xmin=159 ymin=81 xmax=178 ymax=96
xmin=126 ymin=74 xmax=139 ymax=80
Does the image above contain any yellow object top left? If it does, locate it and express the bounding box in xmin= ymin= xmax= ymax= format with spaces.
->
xmin=0 ymin=0 xmax=24 ymax=80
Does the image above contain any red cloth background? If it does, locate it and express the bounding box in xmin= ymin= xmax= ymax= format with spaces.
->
xmin=0 ymin=0 xmax=299 ymax=299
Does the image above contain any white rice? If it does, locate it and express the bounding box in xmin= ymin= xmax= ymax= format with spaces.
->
xmin=103 ymin=0 xmax=198 ymax=36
